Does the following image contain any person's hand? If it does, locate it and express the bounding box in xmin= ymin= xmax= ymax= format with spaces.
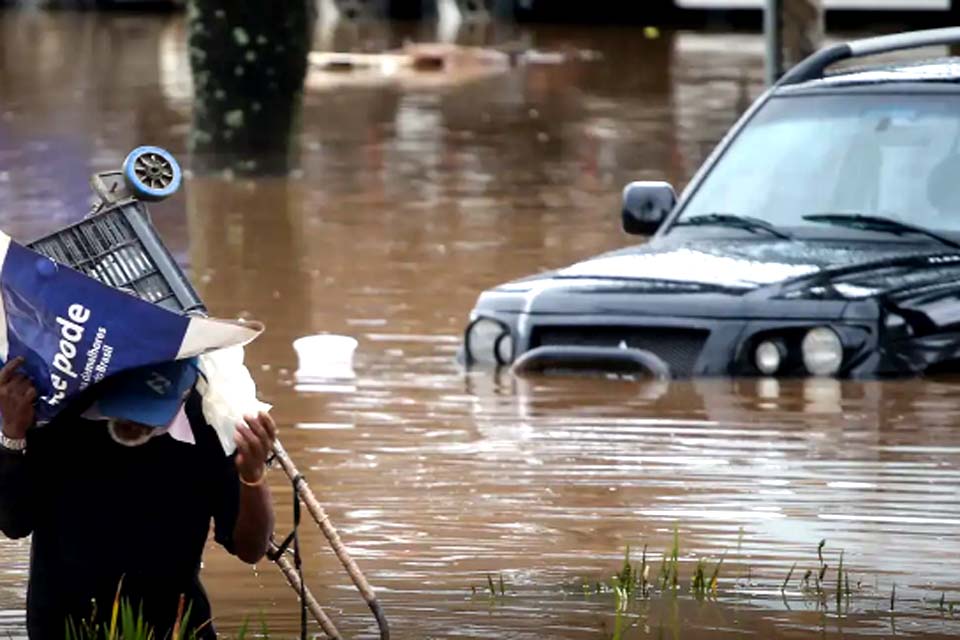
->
xmin=234 ymin=411 xmax=277 ymax=485
xmin=0 ymin=357 xmax=36 ymax=439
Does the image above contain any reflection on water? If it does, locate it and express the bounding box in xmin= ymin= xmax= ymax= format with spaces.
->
xmin=3 ymin=8 xmax=960 ymax=639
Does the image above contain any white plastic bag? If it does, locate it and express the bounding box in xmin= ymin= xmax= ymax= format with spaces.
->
xmin=195 ymin=345 xmax=272 ymax=455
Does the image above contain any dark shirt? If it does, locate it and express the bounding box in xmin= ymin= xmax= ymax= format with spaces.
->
xmin=0 ymin=390 xmax=239 ymax=639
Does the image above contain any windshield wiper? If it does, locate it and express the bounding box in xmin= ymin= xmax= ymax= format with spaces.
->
xmin=802 ymin=213 xmax=960 ymax=250
xmin=673 ymin=213 xmax=794 ymax=240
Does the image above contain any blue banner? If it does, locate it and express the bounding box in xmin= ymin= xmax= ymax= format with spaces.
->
xmin=0 ymin=236 xmax=262 ymax=424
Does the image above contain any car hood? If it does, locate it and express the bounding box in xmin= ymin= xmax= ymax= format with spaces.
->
xmin=479 ymin=238 xmax=960 ymax=319
xmin=553 ymin=240 xmax=960 ymax=293
xmin=554 ymin=239 xmax=960 ymax=293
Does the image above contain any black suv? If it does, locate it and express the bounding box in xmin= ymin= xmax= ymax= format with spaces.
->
xmin=462 ymin=28 xmax=960 ymax=379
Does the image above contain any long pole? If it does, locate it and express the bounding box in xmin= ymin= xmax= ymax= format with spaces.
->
xmin=271 ymin=438 xmax=391 ymax=640
xmin=269 ymin=540 xmax=344 ymax=640
xmin=765 ymin=0 xmax=784 ymax=86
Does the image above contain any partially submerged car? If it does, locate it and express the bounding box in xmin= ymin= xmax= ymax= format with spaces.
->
xmin=462 ymin=28 xmax=960 ymax=379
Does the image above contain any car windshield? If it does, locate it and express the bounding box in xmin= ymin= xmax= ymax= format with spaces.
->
xmin=674 ymin=92 xmax=960 ymax=236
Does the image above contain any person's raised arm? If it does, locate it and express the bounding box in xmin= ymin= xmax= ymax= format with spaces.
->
xmin=0 ymin=357 xmax=37 ymax=539
xmin=230 ymin=411 xmax=277 ymax=563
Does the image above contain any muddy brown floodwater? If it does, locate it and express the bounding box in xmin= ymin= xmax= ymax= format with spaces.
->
xmin=1 ymin=8 xmax=960 ymax=639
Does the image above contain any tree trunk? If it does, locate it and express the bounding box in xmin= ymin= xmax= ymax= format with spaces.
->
xmin=766 ymin=0 xmax=824 ymax=84
xmin=781 ymin=0 xmax=824 ymax=71
xmin=187 ymin=0 xmax=315 ymax=176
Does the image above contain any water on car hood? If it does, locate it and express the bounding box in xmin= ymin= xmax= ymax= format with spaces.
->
xmin=554 ymin=239 xmax=960 ymax=294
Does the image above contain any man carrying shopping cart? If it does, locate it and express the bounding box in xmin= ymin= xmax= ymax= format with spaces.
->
xmin=0 ymin=144 xmax=278 ymax=637
xmin=0 ymin=355 xmax=277 ymax=638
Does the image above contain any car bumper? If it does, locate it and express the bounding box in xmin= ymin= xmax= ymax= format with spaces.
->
xmin=462 ymin=311 xmax=880 ymax=378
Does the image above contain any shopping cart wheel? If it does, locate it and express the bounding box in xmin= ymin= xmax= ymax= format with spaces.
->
xmin=122 ymin=146 xmax=182 ymax=202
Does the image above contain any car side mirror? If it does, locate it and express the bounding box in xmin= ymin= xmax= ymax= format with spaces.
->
xmin=621 ymin=181 xmax=676 ymax=235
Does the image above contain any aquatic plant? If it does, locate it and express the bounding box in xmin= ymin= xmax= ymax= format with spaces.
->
xmin=781 ymin=561 xmax=796 ymax=593
xmin=65 ymin=597 xmax=196 ymax=640
xmin=67 ymin=599 xmax=266 ymax=640
xmin=708 ymin=552 xmax=724 ymax=597
xmin=64 ymin=581 xmax=208 ymax=640
xmin=597 ymin=534 xmax=960 ymax=639
xmin=690 ymin=558 xmax=707 ymax=598
xmin=477 ymin=573 xmax=509 ymax=599
xmin=836 ymin=549 xmax=844 ymax=611
xmin=583 ymin=533 xmax=955 ymax=616
xmin=465 ymin=529 xmax=960 ymax=640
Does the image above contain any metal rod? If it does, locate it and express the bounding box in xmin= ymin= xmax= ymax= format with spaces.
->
xmin=272 ymin=438 xmax=391 ymax=640
xmin=269 ymin=540 xmax=344 ymax=640
xmin=765 ymin=0 xmax=784 ymax=86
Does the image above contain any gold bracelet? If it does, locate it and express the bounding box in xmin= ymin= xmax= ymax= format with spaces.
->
xmin=240 ymin=469 xmax=267 ymax=487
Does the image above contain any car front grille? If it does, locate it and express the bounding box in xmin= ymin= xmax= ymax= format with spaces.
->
xmin=532 ymin=326 xmax=710 ymax=377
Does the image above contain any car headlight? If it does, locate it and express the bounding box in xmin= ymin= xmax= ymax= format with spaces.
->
xmin=801 ymin=327 xmax=843 ymax=376
xmin=754 ymin=340 xmax=783 ymax=375
xmin=466 ymin=318 xmax=513 ymax=366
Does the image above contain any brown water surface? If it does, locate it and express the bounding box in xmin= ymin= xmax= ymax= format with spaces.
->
xmin=1 ymin=9 xmax=960 ymax=639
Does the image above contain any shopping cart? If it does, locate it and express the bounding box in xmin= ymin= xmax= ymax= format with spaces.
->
xmin=26 ymin=146 xmax=204 ymax=314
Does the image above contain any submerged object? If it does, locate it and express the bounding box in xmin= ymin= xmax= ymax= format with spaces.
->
xmin=460 ymin=28 xmax=960 ymax=381
xmin=293 ymin=334 xmax=358 ymax=393
xmin=305 ymin=42 xmax=582 ymax=91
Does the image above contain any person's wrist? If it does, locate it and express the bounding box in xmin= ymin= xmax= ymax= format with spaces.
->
xmin=239 ymin=464 xmax=267 ymax=486
xmin=1 ymin=421 xmax=29 ymax=440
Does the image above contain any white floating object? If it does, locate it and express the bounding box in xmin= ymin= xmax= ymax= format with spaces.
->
xmin=293 ymin=334 xmax=358 ymax=393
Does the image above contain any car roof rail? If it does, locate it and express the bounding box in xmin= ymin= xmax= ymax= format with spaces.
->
xmin=778 ymin=27 xmax=960 ymax=86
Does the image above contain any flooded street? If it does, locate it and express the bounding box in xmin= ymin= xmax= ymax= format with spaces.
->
xmin=2 ymin=8 xmax=960 ymax=638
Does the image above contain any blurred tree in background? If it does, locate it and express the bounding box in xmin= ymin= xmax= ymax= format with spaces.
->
xmin=186 ymin=0 xmax=315 ymax=175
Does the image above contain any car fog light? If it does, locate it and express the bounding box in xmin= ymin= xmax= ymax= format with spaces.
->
xmin=802 ymin=327 xmax=843 ymax=377
xmin=466 ymin=318 xmax=508 ymax=366
xmin=495 ymin=333 xmax=514 ymax=365
xmin=754 ymin=340 xmax=782 ymax=375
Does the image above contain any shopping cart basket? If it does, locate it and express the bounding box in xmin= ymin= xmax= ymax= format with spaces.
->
xmin=25 ymin=146 xmax=204 ymax=315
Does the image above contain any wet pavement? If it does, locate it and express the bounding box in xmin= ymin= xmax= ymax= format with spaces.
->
xmin=2 ymin=8 xmax=960 ymax=638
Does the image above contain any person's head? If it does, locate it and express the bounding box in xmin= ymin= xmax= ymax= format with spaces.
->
xmin=97 ymin=359 xmax=198 ymax=447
